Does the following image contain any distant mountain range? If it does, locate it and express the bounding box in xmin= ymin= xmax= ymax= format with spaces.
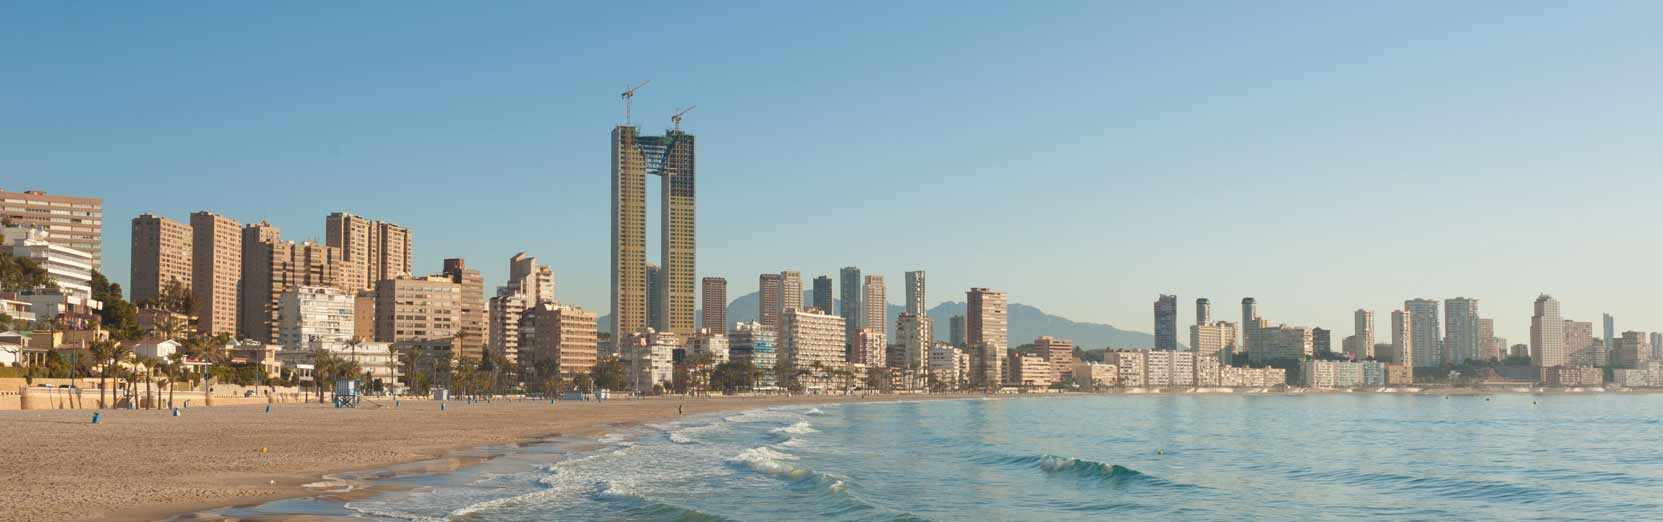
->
xmin=598 ymin=291 xmax=1164 ymax=349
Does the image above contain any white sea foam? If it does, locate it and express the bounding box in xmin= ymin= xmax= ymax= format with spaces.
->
xmin=770 ymin=421 xmax=818 ymax=435
xmin=804 ymin=407 xmax=827 ymax=416
xmin=729 ymin=446 xmax=807 ymax=478
xmin=668 ymin=431 xmax=696 ymax=444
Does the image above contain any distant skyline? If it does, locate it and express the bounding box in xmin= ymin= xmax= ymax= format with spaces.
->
xmin=8 ymin=2 xmax=1663 ymax=343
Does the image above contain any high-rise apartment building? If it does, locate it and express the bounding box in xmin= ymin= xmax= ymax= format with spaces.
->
xmin=324 ymin=212 xmax=412 ymax=293
xmin=967 ymin=287 xmax=1008 ymax=390
xmin=781 ymin=270 xmax=803 ymax=316
xmin=1563 ymin=319 xmax=1597 ymax=367
xmin=1154 ymin=294 xmax=1178 ymax=350
xmin=730 ymin=322 xmax=778 ymax=388
xmin=1612 ymin=330 xmax=1651 ymax=369
xmin=1250 ymin=324 xmax=1313 ymax=362
xmin=1531 ymin=295 xmax=1565 ymax=367
xmin=1313 ymin=327 xmax=1332 ymax=355
xmin=839 ymin=267 xmax=862 ymax=344
xmin=701 ymin=277 xmax=727 ymax=334
xmin=904 ymin=271 xmax=926 ymax=315
xmin=1603 ymin=313 xmax=1615 ymax=364
xmin=811 ymin=276 xmax=833 ymax=315
xmin=519 ymin=302 xmax=599 ymax=377
xmin=488 ymin=252 xmax=556 ymax=365
xmin=375 ymin=275 xmax=460 ymax=346
xmin=1346 ymin=309 xmax=1375 ymax=360
xmin=895 ymin=312 xmax=932 ymax=372
xmin=240 ymin=221 xmax=349 ymax=343
xmin=190 ymin=211 xmax=242 ymax=335
xmin=1191 ymin=321 xmax=1238 ymax=360
xmin=130 ymin=214 xmax=193 ymax=306
xmin=853 ymin=328 xmax=886 ymax=367
xmin=1478 ymin=318 xmax=1505 ymax=361
xmin=1405 ymin=298 xmax=1442 ymax=368
xmin=1391 ymin=308 xmax=1414 ymax=367
xmin=1241 ymin=298 xmax=1259 ymax=355
xmin=645 ymin=262 xmax=663 ymax=331
xmin=277 ymin=285 xmax=355 ymax=350
xmin=1444 ymin=297 xmax=1480 ymax=365
xmin=0 ymin=189 xmax=103 ymax=270
xmin=443 ymin=258 xmax=487 ymax=362
xmin=610 ymin=125 xmax=696 ymax=340
xmin=1034 ymin=336 xmax=1075 ymax=382
xmin=507 ymin=252 xmax=555 ymax=304
xmin=758 ymin=273 xmax=784 ymax=331
xmin=949 ymin=314 xmax=966 ymax=347
xmin=1195 ymin=298 xmax=1211 ymax=325
xmin=863 ymin=275 xmax=887 ymax=337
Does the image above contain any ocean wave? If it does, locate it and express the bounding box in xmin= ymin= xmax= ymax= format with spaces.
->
xmin=669 ymin=431 xmax=697 ymax=444
xmin=770 ymin=421 xmax=818 ymax=435
xmin=804 ymin=407 xmax=827 ymax=416
xmin=726 ymin=446 xmax=846 ymax=493
xmin=723 ymin=409 xmax=802 ymax=423
xmin=344 ymin=501 xmax=447 ymax=521
xmin=592 ymin=480 xmax=737 ymax=521
xmin=987 ymin=453 xmax=1192 ymax=488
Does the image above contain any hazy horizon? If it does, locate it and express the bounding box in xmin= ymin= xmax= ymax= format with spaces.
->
xmin=9 ymin=2 xmax=1663 ymax=342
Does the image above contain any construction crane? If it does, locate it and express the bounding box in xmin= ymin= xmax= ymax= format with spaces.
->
xmin=671 ymin=105 xmax=696 ymax=130
xmin=620 ymin=80 xmax=650 ymax=124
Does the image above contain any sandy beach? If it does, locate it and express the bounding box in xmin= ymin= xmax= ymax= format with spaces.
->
xmin=0 ymin=394 xmax=993 ymax=522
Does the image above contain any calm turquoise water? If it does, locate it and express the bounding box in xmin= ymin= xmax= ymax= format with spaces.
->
xmin=220 ymin=394 xmax=1663 ymax=521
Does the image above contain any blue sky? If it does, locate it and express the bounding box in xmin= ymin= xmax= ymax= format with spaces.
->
xmin=6 ymin=2 xmax=1662 ymax=344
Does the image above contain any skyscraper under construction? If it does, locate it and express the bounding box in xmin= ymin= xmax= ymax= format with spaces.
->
xmin=611 ymin=124 xmax=696 ymax=340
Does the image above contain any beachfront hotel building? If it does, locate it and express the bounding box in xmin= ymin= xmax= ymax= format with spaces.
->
xmin=324 ymin=212 xmax=413 ymax=294
xmin=611 ymin=124 xmax=696 ymax=341
xmin=519 ymin=302 xmax=599 ymax=376
xmin=839 ymin=267 xmax=862 ymax=344
xmin=701 ymin=277 xmax=727 ymax=335
xmin=277 ymin=285 xmax=355 ymax=350
xmin=1154 ymin=294 xmax=1177 ymax=350
xmin=375 ymin=275 xmax=461 ymax=346
xmin=967 ymin=287 xmax=1008 ymax=389
xmin=0 ymin=189 xmax=103 ymax=270
xmin=191 ymin=211 xmax=243 ymax=335
xmin=1103 ymin=350 xmax=1146 ymax=387
xmin=1405 ymin=298 xmax=1442 ymax=368
xmin=929 ymin=342 xmax=969 ymax=388
xmin=1009 ymin=352 xmax=1054 ymax=388
xmin=130 ymin=213 xmax=193 ymax=306
xmin=895 ymin=312 xmax=932 ymax=372
xmin=730 ymin=321 xmax=777 ymax=388
xmin=758 ymin=272 xmax=783 ymax=331
xmin=782 ymin=308 xmax=846 ymax=390
xmin=689 ymin=329 xmax=729 ymax=364
xmin=1033 ymin=336 xmax=1075 ymax=382
xmin=1071 ymin=361 xmax=1119 ymax=387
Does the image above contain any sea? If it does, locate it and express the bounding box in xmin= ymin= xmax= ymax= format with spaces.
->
xmin=211 ymin=393 xmax=1663 ymax=521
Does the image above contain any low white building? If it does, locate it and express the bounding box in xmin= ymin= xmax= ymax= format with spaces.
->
xmin=131 ymin=338 xmax=182 ymax=360
xmin=1071 ymin=361 xmax=1119 ymax=387
xmin=929 ymin=342 xmax=968 ymax=388
xmin=278 ymin=286 xmax=356 ymax=350
xmin=1 ymin=226 xmax=97 ymax=302
xmin=280 ymin=339 xmax=400 ymax=386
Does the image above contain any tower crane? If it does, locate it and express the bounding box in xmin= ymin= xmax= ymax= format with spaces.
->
xmin=671 ymin=105 xmax=696 ymax=130
xmin=620 ymin=80 xmax=650 ymax=124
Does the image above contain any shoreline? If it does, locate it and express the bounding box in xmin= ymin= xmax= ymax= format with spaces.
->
xmin=0 ymin=393 xmax=982 ymax=522
xmin=4 ymin=388 xmax=1651 ymax=521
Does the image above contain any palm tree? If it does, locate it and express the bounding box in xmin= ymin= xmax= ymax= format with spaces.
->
xmin=313 ymin=352 xmax=338 ymax=403
xmin=136 ymin=356 xmax=161 ymax=408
